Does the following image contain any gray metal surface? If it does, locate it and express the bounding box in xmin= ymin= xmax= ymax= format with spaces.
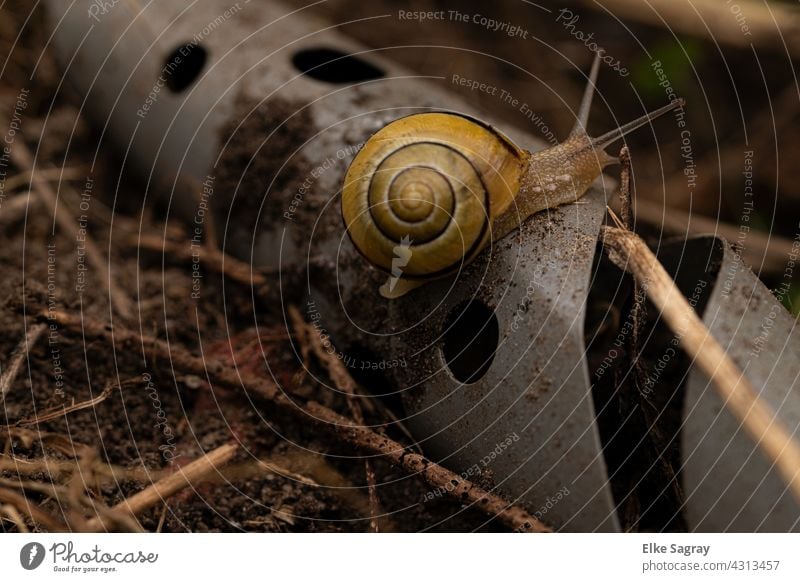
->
xmin=683 ymin=240 xmax=800 ymax=532
xmin=388 ymin=188 xmax=619 ymax=531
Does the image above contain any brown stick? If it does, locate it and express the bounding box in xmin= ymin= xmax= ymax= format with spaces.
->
xmin=84 ymin=443 xmax=238 ymax=532
xmin=0 ymin=190 xmax=37 ymax=224
xmin=0 ymin=486 xmax=67 ymax=532
xmin=0 ymin=455 xmax=150 ymax=483
xmin=616 ymin=150 xmax=646 ymax=383
xmin=45 ymin=309 xmax=549 ymax=533
xmin=288 ymin=305 xmax=381 ymax=532
xmin=16 ymin=382 xmax=114 ymax=426
xmin=9 ymin=141 xmax=135 ymax=320
xmin=613 ymin=158 xmax=684 ymax=508
xmin=0 ymin=323 xmax=46 ymax=403
xmin=600 ymin=226 xmax=800 ymax=502
xmin=133 ymin=233 xmax=269 ymax=289
xmin=618 ymin=146 xmax=633 ymax=230
xmin=303 ymin=400 xmax=547 ymax=532
xmin=1 ymin=166 xmax=86 ymax=192
xmin=1 ymin=503 xmax=30 ymax=532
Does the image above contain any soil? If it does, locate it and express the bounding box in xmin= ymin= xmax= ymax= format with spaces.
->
xmin=215 ymin=95 xmax=315 ymax=244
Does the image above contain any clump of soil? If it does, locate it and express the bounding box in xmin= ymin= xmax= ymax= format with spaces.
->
xmin=215 ymin=95 xmax=315 ymax=241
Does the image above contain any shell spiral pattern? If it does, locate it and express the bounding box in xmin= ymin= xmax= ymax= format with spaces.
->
xmin=342 ymin=112 xmax=526 ymax=279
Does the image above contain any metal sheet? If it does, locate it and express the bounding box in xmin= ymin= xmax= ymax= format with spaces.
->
xmin=386 ymin=187 xmax=619 ymax=531
xmin=683 ymin=240 xmax=800 ymax=531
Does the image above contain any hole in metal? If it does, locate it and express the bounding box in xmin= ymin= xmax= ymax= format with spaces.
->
xmin=164 ymin=43 xmax=207 ymax=93
xmin=292 ymin=47 xmax=384 ymax=83
xmin=442 ymin=300 xmax=499 ymax=384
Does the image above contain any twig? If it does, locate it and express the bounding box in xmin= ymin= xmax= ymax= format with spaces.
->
xmin=600 ymin=226 xmax=800 ymax=502
xmin=0 ymin=476 xmax=70 ymax=498
xmin=84 ymin=443 xmax=238 ymax=532
xmin=156 ymin=505 xmax=167 ymax=532
xmin=1 ymin=503 xmax=30 ymax=532
xmin=579 ymin=0 xmax=800 ymax=57
xmin=1 ymin=427 xmax=93 ymax=458
xmin=616 ymin=150 xmax=647 ymax=387
xmin=288 ymin=305 xmax=381 ymax=532
xmin=1 ymin=452 xmax=142 ymax=532
xmin=249 ymin=449 xmax=378 ymax=524
xmin=1 ymin=451 xmax=324 ymax=505
xmin=0 ymin=455 xmax=150 ymax=483
xmin=0 ymin=190 xmax=37 ymax=224
xmin=68 ymin=447 xmax=143 ymax=532
xmin=1 ymin=166 xmax=86 ymax=192
xmin=614 ymin=155 xmax=684 ymax=508
xmin=83 ymin=501 xmax=144 ymax=533
xmin=16 ymin=382 xmax=114 ymax=426
xmin=0 ymin=486 xmax=67 ymax=532
xmin=609 ymin=195 xmax=794 ymax=273
xmin=45 ymin=309 xmax=549 ymax=533
xmin=618 ymin=146 xmax=633 ymax=230
xmin=133 ymin=233 xmax=269 ymax=290
xmin=9 ymin=141 xmax=135 ymax=320
xmin=251 ymin=459 xmax=319 ymax=487
xmin=0 ymin=323 xmax=46 ymax=403
xmin=303 ymin=400 xmax=547 ymax=532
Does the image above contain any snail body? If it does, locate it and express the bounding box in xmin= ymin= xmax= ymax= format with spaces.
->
xmin=342 ymin=56 xmax=684 ymax=298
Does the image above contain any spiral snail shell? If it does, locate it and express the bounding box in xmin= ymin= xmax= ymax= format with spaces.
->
xmin=342 ymin=56 xmax=684 ymax=298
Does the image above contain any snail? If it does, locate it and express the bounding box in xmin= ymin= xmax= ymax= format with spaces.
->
xmin=342 ymin=55 xmax=684 ymax=298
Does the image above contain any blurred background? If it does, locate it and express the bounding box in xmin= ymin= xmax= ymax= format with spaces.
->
xmin=5 ymin=0 xmax=799 ymax=305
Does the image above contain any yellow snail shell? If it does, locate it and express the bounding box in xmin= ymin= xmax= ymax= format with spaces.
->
xmin=342 ymin=113 xmax=527 ymax=284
